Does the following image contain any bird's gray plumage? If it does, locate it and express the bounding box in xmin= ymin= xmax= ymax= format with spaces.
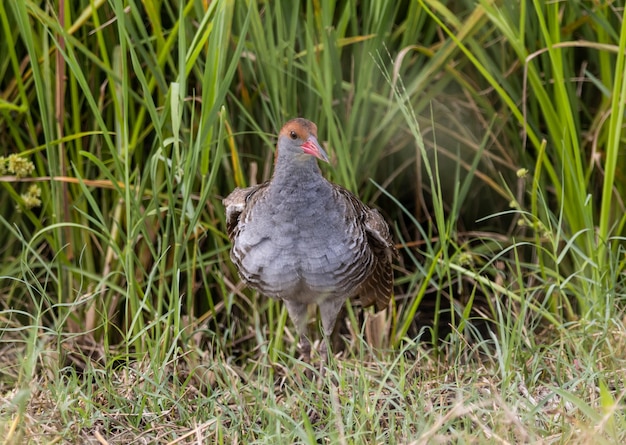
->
xmin=223 ymin=118 xmax=395 ymax=359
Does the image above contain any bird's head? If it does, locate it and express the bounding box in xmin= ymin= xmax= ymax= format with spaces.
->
xmin=277 ymin=118 xmax=329 ymax=163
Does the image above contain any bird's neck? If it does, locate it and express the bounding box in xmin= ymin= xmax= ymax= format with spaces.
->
xmin=270 ymin=154 xmax=325 ymax=189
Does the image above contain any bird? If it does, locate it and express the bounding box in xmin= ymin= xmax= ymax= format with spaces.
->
xmin=223 ymin=118 xmax=395 ymax=362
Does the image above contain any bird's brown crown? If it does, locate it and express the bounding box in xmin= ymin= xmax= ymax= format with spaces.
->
xmin=279 ymin=118 xmax=318 ymax=141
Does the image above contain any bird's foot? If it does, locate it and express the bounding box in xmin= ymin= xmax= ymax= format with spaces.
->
xmin=297 ymin=338 xmax=312 ymax=363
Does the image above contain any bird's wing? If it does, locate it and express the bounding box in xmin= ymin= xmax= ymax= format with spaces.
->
xmin=364 ymin=208 xmax=397 ymax=263
xmin=361 ymin=207 xmax=397 ymax=310
xmin=333 ymin=186 xmax=396 ymax=311
xmin=223 ymin=183 xmax=268 ymax=240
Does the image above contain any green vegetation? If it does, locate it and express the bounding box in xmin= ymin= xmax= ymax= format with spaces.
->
xmin=1 ymin=0 xmax=625 ymax=443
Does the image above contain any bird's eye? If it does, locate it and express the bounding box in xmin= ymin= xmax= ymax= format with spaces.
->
xmin=289 ymin=130 xmax=297 ymax=140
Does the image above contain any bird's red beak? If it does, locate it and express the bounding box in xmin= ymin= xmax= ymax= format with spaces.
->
xmin=302 ymin=135 xmax=329 ymax=163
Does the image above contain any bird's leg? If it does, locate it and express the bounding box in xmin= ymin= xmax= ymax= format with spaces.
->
xmin=283 ymin=300 xmax=312 ymax=361
xmin=318 ymin=297 xmax=346 ymax=364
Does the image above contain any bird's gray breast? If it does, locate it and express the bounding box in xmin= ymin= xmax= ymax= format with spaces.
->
xmin=232 ymin=183 xmax=370 ymax=301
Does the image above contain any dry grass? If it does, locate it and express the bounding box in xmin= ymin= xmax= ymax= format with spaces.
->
xmin=2 ymin=314 xmax=626 ymax=444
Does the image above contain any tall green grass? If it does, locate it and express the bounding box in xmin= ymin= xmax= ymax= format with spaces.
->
xmin=1 ymin=0 xmax=626 ymax=442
